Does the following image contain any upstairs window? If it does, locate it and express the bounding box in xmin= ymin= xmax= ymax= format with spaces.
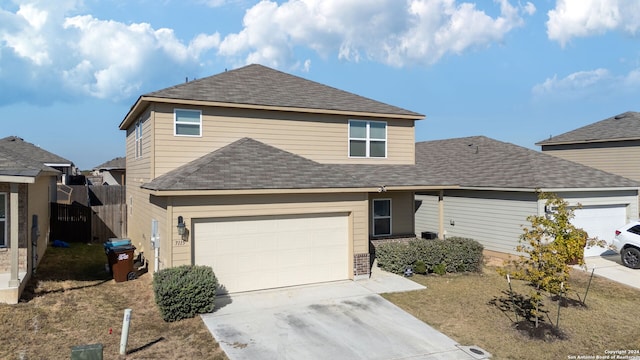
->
xmin=0 ymin=193 xmax=5 ymax=247
xmin=175 ymin=109 xmax=202 ymax=136
xmin=135 ymin=119 xmax=143 ymax=158
xmin=349 ymin=120 xmax=386 ymax=158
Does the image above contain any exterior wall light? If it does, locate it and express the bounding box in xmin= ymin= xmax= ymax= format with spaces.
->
xmin=177 ymin=216 xmax=186 ymax=236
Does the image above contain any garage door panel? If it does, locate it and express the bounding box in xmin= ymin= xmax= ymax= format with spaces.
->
xmin=572 ymin=205 xmax=626 ymax=257
xmin=195 ymin=213 xmax=349 ymax=293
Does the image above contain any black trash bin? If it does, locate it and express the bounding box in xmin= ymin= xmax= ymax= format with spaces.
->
xmin=106 ymin=245 xmax=137 ymax=282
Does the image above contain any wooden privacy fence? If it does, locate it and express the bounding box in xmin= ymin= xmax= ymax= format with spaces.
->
xmin=51 ymin=202 xmax=92 ymax=243
xmin=51 ymin=185 xmax=127 ymax=243
xmin=89 ymin=185 xmax=127 ymax=243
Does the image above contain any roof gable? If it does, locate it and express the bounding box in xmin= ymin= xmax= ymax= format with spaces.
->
xmin=121 ymin=64 xmax=423 ymax=129
xmin=536 ymin=111 xmax=640 ymax=145
xmin=143 ymin=138 xmax=372 ymax=191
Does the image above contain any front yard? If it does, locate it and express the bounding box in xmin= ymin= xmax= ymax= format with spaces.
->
xmin=2 ymin=242 xmax=638 ymax=360
xmin=0 ymin=243 xmax=227 ymax=360
xmin=384 ymin=266 xmax=640 ymax=359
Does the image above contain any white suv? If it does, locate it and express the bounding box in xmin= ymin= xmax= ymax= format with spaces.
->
xmin=613 ymin=220 xmax=640 ymax=269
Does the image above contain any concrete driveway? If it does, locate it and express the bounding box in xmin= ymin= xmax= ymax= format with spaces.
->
xmin=580 ymin=255 xmax=640 ymax=289
xmin=201 ymin=269 xmax=490 ymax=360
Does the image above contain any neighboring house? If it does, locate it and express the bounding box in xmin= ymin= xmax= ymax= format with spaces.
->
xmin=413 ymin=136 xmax=639 ymax=259
xmin=0 ymin=136 xmax=76 ymax=185
xmin=119 ymin=64 xmax=639 ymax=295
xmin=91 ymin=156 xmax=126 ymax=185
xmin=0 ymin=136 xmax=60 ymax=304
xmin=536 ymin=111 xmax=640 ymax=213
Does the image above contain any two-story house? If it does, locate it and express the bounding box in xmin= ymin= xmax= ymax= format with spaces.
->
xmin=120 ymin=65 xmax=640 ymax=294
xmin=118 ymin=64 xmax=456 ymax=293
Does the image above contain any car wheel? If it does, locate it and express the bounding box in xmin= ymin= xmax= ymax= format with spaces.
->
xmin=621 ymin=247 xmax=640 ymax=269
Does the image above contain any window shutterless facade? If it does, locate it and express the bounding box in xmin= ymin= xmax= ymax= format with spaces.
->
xmin=372 ymin=198 xmax=391 ymax=236
xmin=349 ymin=120 xmax=387 ymax=158
xmin=174 ymin=109 xmax=202 ymax=136
xmin=0 ymin=193 xmax=6 ymax=247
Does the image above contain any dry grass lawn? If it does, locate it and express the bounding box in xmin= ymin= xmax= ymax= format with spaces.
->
xmin=0 ymin=243 xmax=227 ymax=360
xmin=383 ymin=266 xmax=640 ymax=360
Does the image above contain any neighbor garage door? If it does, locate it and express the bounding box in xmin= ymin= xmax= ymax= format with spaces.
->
xmin=194 ymin=213 xmax=349 ymax=293
xmin=571 ymin=205 xmax=627 ymax=257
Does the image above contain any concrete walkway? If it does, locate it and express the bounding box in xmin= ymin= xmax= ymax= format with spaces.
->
xmin=578 ymin=255 xmax=640 ymax=290
xmin=202 ymin=266 xmax=491 ymax=360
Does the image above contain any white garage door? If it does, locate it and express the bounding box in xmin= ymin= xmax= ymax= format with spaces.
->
xmin=194 ymin=213 xmax=349 ymax=293
xmin=572 ymin=205 xmax=627 ymax=257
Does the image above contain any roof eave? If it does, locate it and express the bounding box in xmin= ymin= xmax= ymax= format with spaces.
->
xmin=0 ymin=175 xmax=36 ymax=184
xmin=537 ymin=137 xmax=640 ymax=146
xmin=141 ymin=186 xmax=382 ymax=196
xmin=120 ymin=96 xmax=424 ymax=130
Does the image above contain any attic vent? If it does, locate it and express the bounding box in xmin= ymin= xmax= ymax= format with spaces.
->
xmin=614 ymin=113 xmax=628 ymax=119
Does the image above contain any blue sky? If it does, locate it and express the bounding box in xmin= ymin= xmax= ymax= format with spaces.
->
xmin=1 ymin=0 xmax=640 ymax=170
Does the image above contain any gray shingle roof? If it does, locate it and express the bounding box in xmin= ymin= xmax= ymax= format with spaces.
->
xmin=145 ymin=64 xmax=423 ymax=117
xmin=94 ymin=156 xmax=125 ymax=170
xmin=0 ymin=136 xmax=73 ymax=165
xmin=415 ymin=136 xmax=640 ymax=189
xmin=142 ymin=138 xmax=375 ymax=191
xmin=536 ymin=111 xmax=640 ymax=145
xmin=142 ymin=136 xmax=639 ymax=192
xmin=0 ymin=136 xmax=61 ymax=177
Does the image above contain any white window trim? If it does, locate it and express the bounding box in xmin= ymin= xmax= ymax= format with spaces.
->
xmin=0 ymin=193 xmax=6 ymax=247
xmin=174 ymin=108 xmax=202 ymax=137
xmin=348 ymin=120 xmax=387 ymax=158
xmin=134 ymin=119 xmax=143 ymax=159
xmin=372 ymin=198 xmax=392 ymax=236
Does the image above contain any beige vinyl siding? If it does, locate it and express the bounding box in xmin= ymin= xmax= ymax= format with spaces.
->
xmin=416 ymin=191 xmax=538 ymax=255
xmin=27 ymin=175 xmax=54 ymax=269
xmin=542 ymin=141 xmax=640 ymax=182
xmin=369 ymin=191 xmax=415 ymax=237
xmin=150 ymin=104 xmax=415 ymax=177
xmin=166 ymin=193 xmax=368 ymax=273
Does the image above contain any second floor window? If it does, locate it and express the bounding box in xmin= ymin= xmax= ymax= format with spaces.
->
xmin=349 ymin=120 xmax=386 ymax=158
xmin=135 ymin=119 xmax=143 ymax=158
xmin=175 ymin=109 xmax=202 ymax=136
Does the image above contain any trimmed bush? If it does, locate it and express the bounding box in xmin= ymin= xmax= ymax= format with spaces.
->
xmin=376 ymin=237 xmax=484 ymax=275
xmin=153 ymin=265 xmax=218 ymax=322
xmin=375 ymin=242 xmax=414 ymax=274
xmin=441 ymin=237 xmax=484 ymax=273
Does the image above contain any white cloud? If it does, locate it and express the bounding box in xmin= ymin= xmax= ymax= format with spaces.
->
xmin=547 ymin=0 xmax=640 ymax=47
xmin=0 ymin=1 xmax=220 ymax=103
xmin=531 ymin=68 xmax=640 ymax=99
xmin=218 ymin=0 xmax=536 ymax=68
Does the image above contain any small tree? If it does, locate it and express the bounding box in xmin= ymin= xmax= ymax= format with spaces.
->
xmin=502 ymin=192 xmax=602 ymax=327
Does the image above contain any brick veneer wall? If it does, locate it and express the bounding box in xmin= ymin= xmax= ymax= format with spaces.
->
xmin=353 ymin=253 xmax=370 ymax=277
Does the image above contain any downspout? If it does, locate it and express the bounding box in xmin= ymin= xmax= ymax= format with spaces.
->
xmin=438 ymin=190 xmax=445 ymax=240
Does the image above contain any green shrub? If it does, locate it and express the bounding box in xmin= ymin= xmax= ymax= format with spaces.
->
xmin=375 ymin=242 xmax=414 ymax=274
xmin=376 ymin=237 xmax=484 ymax=275
xmin=433 ymin=263 xmax=447 ymax=275
xmin=441 ymin=237 xmax=484 ymax=273
xmin=413 ymin=260 xmax=427 ymax=274
xmin=153 ymin=265 xmax=218 ymax=322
